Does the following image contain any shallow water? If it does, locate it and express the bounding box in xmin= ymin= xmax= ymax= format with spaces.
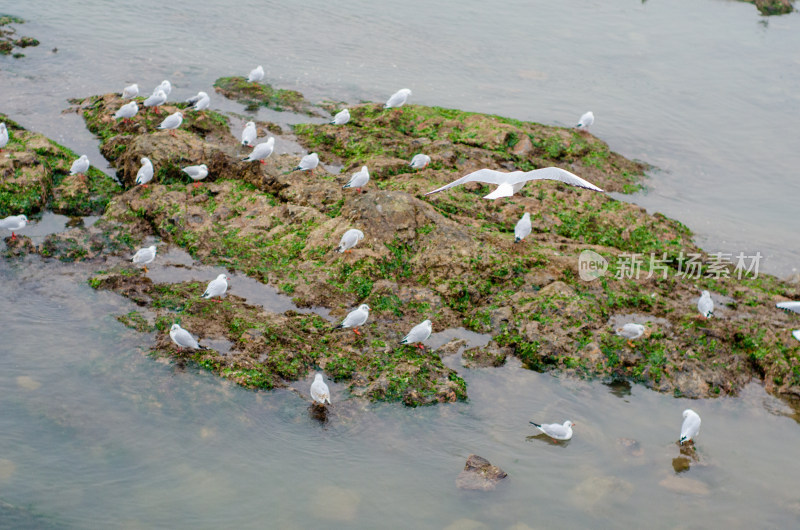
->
xmin=3 ymin=260 xmax=800 ymax=528
xmin=2 ymin=0 xmax=798 ymax=276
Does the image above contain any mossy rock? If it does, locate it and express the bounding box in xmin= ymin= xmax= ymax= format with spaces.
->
xmin=0 ymin=14 xmax=39 ymax=57
xmin=213 ymin=76 xmax=318 ymax=115
xmin=744 ymin=0 xmax=794 ymax=15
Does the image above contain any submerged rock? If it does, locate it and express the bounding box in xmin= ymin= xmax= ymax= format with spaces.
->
xmin=0 ymin=15 xmax=40 ymax=58
xmin=213 ymin=76 xmax=319 ymax=115
xmin=456 ymin=454 xmax=508 ymax=491
xmin=744 ymin=0 xmax=794 ymax=15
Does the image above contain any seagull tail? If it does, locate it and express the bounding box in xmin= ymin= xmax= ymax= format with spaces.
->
xmin=483 ymin=183 xmax=514 ymax=200
xmin=529 ymin=421 xmax=541 ymax=428
xmin=514 ymin=237 xmax=520 ymax=244
xmin=679 ymin=436 xmax=687 ymax=445
xmin=333 ymin=324 xmax=343 ymax=330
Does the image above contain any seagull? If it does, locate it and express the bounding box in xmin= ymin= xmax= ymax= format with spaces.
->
xmin=154 ymin=80 xmax=172 ymax=97
xmin=310 ymin=373 xmax=331 ymax=405
xmin=186 ymin=91 xmax=209 ymax=111
xmin=241 ymin=121 xmax=257 ymax=147
xmin=401 ymin=319 xmax=433 ymax=350
xmin=776 ymin=301 xmax=800 ymax=314
xmin=343 ymin=166 xmax=369 ymax=192
xmin=158 ymin=112 xmax=183 ymax=136
xmin=334 ymin=304 xmax=370 ymax=335
xmin=697 ymin=290 xmax=714 ymax=319
xmin=385 ymin=88 xmax=412 ymax=109
xmin=331 ymin=109 xmax=350 ymax=125
xmin=679 ymin=409 xmax=701 ymax=445
xmin=122 ymin=83 xmax=139 ymax=99
xmin=132 ymin=245 xmax=157 ymax=272
xmin=424 ymin=167 xmax=604 ymax=200
xmin=616 ymin=323 xmax=645 ymax=347
xmin=0 ymin=123 xmax=8 ymax=151
xmin=70 ymin=155 xmax=90 ymax=180
xmin=793 ymin=330 xmax=800 ymax=342
xmin=135 ymin=157 xmax=154 ymax=186
xmin=0 ymin=214 xmax=28 ymax=240
xmin=114 ymin=101 xmax=138 ymax=123
xmin=295 ymin=152 xmax=319 ymax=174
xmin=182 ymin=164 xmax=208 ymax=187
xmin=337 ymin=229 xmax=364 ymax=253
xmin=247 ymin=65 xmax=265 ymax=83
xmin=577 ymin=111 xmax=594 ymax=129
xmin=202 ymin=273 xmax=228 ymax=301
xmin=143 ymin=89 xmax=167 ymax=114
xmin=169 ymin=323 xmax=201 ymax=351
xmin=514 ymin=212 xmax=531 ymax=243
xmin=409 ymin=154 xmax=430 ymax=169
xmin=529 ymin=420 xmax=575 ymax=441
xmin=242 ymin=137 xmax=274 ymax=164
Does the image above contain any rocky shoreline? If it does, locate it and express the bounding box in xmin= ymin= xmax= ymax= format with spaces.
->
xmin=2 ymin=78 xmax=799 ymax=406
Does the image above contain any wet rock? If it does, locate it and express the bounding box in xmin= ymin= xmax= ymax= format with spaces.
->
xmin=571 ymin=475 xmax=633 ymax=510
xmin=456 ymin=454 xmax=508 ymax=491
xmin=0 ymin=16 xmax=39 ymax=57
xmin=616 ymin=437 xmax=644 ymax=457
xmin=213 ymin=76 xmax=319 ymax=115
xmin=658 ymin=475 xmax=710 ymax=495
xmin=462 ymin=342 xmax=509 ymax=368
xmin=747 ymin=0 xmax=794 ymax=16
xmin=16 ymin=376 xmax=41 ymax=391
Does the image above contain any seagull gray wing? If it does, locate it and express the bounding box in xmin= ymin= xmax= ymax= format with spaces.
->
xmin=508 ymin=167 xmax=604 ymax=192
xmin=173 ymin=328 xmax=200 ymax=349
xmin=424 ymin=169 xmax=516 ymax=196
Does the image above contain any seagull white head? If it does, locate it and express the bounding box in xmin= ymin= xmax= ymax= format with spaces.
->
xmin=314 ymin=373 xmax=324 ymax=382
xmin=170 ymin=323 xmax=181 ymax=332
xmin=359 ymin=304 xmax=370 ymax=311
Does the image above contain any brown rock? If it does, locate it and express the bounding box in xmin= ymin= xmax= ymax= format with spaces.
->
xmin=456 ymin=454 xmax=508 ymax=491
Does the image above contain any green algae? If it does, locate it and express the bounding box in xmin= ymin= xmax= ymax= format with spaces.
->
xmin=213 ymin=76 xmax=315 ymax=115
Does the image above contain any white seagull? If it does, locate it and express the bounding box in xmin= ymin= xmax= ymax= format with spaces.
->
xmin=343 ymin=166 xmax=369 ymax=192
xmin=158 ymin=112 xmax=183 ymax=135
xmin=310 ymin=373 xmax=331 ymax=405
xmin=697 ymin=290 xmax=714 ymax=319
xmin=202 ymin=273 xmax=229 ymax=301
xmin=529 ymin=420 xmax=575 ymax=441
xmin=0 ymin=214 xmax=28 ymax=240
xmin=170 ymin=323 xmax=201 ymax=350
xmin=186 ymin=91 xmax=210 ymax=111
xmin=122 ymin=83 xmax=139 ymax=99
xmin=331 ymin=109 xmax=350 ymax=125
xmin=776 ymin=301 xmax=800 ymax=314
xmin=114 ymin=101 xmax=138 ymax=122
xmin=401 ymin=319 xmax=433 ymax=350
xmin=793 ymin=330 xmax=800 ymax=342
xmin=154 ymin=80 xmax=172 ymax=97
xmin=132 ymin=245 xmax=157 ymax=272
xmin=135 ymin=157 xmax=154 ymax=186
xmin=616 ymin=323 xmax=645 ymax=346
xmin=183 ymin=164 xmax=208 ymax=187
xmin=294 ymin=152 xmax=319 ymax=173
xmin=514 ymin=212 xmax=531 ymax=243
xmin=241 ymin=121 xmax=257 ymax=147
xmin=409 ymin=154 xmax=430 ymax=169
xmin=385 ymin=88 xmax=412 ymax=109
xmin=337 ymin=229 xmax=364 ymax=253
xmin=247 ymin=65 xmax=265 ymax=83
xmin=577 ymin=111 xmax=594 ymax=129
xmin=334 ymin=304 xmax=370 ymax=335
xmin=0 ymin=123 xmax=8 ymax=151
xmin=425 ymin=167 xmax=604 ymax=200
xmin=679 ymin=409 xmax=701 ymax=445
xmin=70 ymin=155 xmax=90 ymax=179
xmin=143 ymin=89 xmax=167 ymax=113
xmin=242 ymin=137 xmax=274 ymax=164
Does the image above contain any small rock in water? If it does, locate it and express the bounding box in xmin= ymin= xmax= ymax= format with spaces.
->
xmin=16 ymin=375 xmax=41 ymax=391
xmin=616 ymin=437 xmax=644 ymax=457
xmin=571 ymin=475 xmax=633 ymax=511
xmin=658 ymin=475 xmax=710 ymax=496
xmin=455 ymin=454 xmax=508 ymax=491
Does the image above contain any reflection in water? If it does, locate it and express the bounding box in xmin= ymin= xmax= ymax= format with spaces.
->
xmin=604 ymin=378 xmax=633 ymax=399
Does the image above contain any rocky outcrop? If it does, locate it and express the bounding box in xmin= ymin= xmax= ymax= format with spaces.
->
xmin=0 ymin=16 xmax=40 ymax=58
xmin=456 ymin=454 xmax=508 ymax=491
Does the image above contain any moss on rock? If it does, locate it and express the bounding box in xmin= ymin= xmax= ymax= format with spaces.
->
xmin=213 ymin=76 xmax=318 ymax=115
xmin=0 ymin=15 xmax=39 ymax=57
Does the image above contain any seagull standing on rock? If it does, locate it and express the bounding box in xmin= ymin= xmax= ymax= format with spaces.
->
xmin=334 ymin=304 xmax=370 ymax=335
xmin=144 ymin=89 xmax=167 ymax=114
xmin=241 ymin=121 xmax=257 ymax=147
xmin=409 ymin=154 xmax=430 ymax=169
xmin=154 ymin=80 xmax=172 ymax=97
xmin=242 ymin=137 xmax=274 ymax=164
xmin=679 ymin=409 xmax=701 ymax=445
xmin=343 ymin=166 xmax=369 ymax=192
xmin=331 ymin=109 xmax=350 ymax=125
xmin=182 ymin=164 xmax=208 ymax=187
xmin=529 ymin=420 xmax=575 ymax=441
xmin=135 ymin=157 xmax=154 ymax=186
xmin=202 ymin=273 xmax=229 ymax=302
xmin=247 ymin=65 xmax=264 ymax=83
xmin=697 ymin=290 xmax=714 ymax=319
xmin=0 ymin=214 xmax=28 ymax=240
xmin=70 ymin=155 xmax=90 ymax=180
xmin=425 ymin=167 xmax=603 ymax=200
xmin=122 ymin=83 xmax=139 ymax=98
xmin=158 ymin=112 xmax=183 ymax=136
xmin=114 ymin=101 xmax=138 ymax=123
xmin=385 ymin=88 xmax=412 ymax=109
xmin=337 ymin=229 xmax=364 ymax=253
xmin=294 ymin=153 xmax=319 ymax=174
xmin=310 ymin=373 xmax=331 ymax=405
xmin=0 ymin=123 xmax=9 ymax=151
xmin=169 ymin=323 xmax=202 ymax=351
xmin=514 ymin=213 xmax=531 ymax=243
xmin=401 ymin=319 xmax=433 ymax=350
xmin=132 ymin=245 xmax=157 ymax=273
xmin=186 ymin=91 xmax=209 ymax=111
xmin=616 ymin=323 xmax=645 ymax=347
xmin=576 ymin=111 xmax=594 ymax=130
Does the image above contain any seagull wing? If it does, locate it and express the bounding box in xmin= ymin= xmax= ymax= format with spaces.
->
xmin=402 ymin=322 xmax=429 ymax=344
xmin=424 ymin=169 xmax=516 ymax=196
xmin=173 ymin=328 xmax=199 ymax=349
xmin=509 ymin=167 xmax=604 ymax=192
xmin=776 ymin=301 xmax=800 ymax=314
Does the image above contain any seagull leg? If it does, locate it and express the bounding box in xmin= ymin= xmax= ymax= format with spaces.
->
xmin=10 ymin=232 xmax=16 ymax=241
xmin=143 ymin=265 xmax=149 ymax=273
xmin=260 ymin=160 xmax=266 ymax=165
xmin=353 ymin=328 xmax=361 ymax=336
xmin=627 ymin=340 xmax=634 ymax=348
xmin=169 ymin=130 xmax=176 ymax=137
xmin=193 ymin=183 xmax=201 ymax=188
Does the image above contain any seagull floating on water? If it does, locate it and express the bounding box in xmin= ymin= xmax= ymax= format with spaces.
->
xmin=114 ymin=101 xmax=138 ymax=122
xmin=135 ymin=157 xmax=154 ymax=186
xmin=158 ymin=112 xmax=183 ymax=135
xmin=0 ymin=214 xmax=28 ymax=240
xmin=170 ymin=323 xmax=201 ymax=351
xmin=409 ymin=154 xmax=430 ymax=169
xmin=401 ymin=319 xmax=432 ymax=350
xmin=242 ymin=137 xmax=274 ymax=164
xmin=331 ymin=109 xmax=350 ymax=125
xmin=343 ymin=166 xmax=369 ymax=192
xmin=424 ymin=167 xmax=604 ymax=200
xmin=0 ymin=123 xmax=8 ymax=151
xmin=186 ymin=91 xmax=209 ymax=111
xmin=247 ymin=65 xmax=265 ymax=83
xmin=337 ymin=229 xmax=364 ymax=253
xmin=576 ymin=111 xmax=594 ymax=129
xmin=202 ymin=273 xmax=228 ymax=301
xmin=697 ymin=290 xmax=714 ymax=319
xmin=183 ymin=164 xmax=208 ymax=187
xmin=334 ymin=304 xmax=370 ymax=335
xmin=132 ymin=245 xmax=157 ymax=272
xmin=241 ymin=121 xmax=257 ymax=147
xmin=616 ymin=323 xmax=645 ymax=347
xmin=70 ymin=155 xmax=90 ymax=180
xmin=295 ymin=152 xmax=319 ymax=174
xmin=679 ymin=409 xmax=701 ymax=445
xmin=144 ymin=89 xmax=167 ymax=114
xmin=122 ymin=83 xmax=139 ymax=99
xmin=514 ymin=213 xmax=531 ymax=243
xmin=776 ymin=301 xmax=800 ymax=314
xmin=385 ymin=88 xmax=412 ymax=109
xmin=310 ymin=373 xmax=331 ymax=405
xmin=529 ymin=420 xmax=575 ymax=441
